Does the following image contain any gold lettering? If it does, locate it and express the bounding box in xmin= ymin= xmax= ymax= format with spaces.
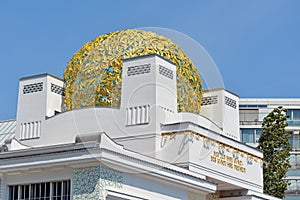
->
xmin=234 ymin=159 xmax=243 ymax=166
xmin=227 ymin=162 xmax=233 ymax=168
xmin=210 ymin=156 xmax=217 ymax=162
xmin=234 ymin=165 xmax=239 ymax=171
xmin=226 ymin=156 xmax=233 ymax=162
xmin=210 ymin=151 xmax=246 ymax=173
xmin=241 ymin=168 xmax=245 ymax=172
xmin=214 ymin=151 xmax=219 ymax=157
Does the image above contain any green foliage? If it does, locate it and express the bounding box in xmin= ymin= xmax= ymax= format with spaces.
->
xmin=258 ymin=106 xmax=291 ymax=199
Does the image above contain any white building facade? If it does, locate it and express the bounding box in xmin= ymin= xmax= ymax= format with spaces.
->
xmin=0 ymin=54 xmax=280 ymax=200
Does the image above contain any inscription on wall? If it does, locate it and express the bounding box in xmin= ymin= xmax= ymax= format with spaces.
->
xmin=210 ymin=151 xmax=246 ymax=173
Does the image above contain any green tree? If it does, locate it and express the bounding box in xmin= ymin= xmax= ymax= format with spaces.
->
xmin=258 ymin=106 xmax=291 ymax=198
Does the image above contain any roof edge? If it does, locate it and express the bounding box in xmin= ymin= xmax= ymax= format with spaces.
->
xmin=20 ymin=73 xmax=63 ymax=82
xmin=122 ymin=53 xmax=176 ymax=66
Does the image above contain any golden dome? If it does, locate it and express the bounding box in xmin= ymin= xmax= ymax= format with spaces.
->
xmin=63 ymin=29 xmax=203 ymax=113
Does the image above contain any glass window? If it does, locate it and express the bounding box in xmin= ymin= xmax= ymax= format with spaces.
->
xmin=241 ymin=129 xmax=255 ymax=143
xmin=241 ymin=128 xmax=262 ymax=144
xmin=239 ymin=105 xmax=247 ymax=108
xmin=239 ymin=110 xmax=259 ymax=122
xmin=290 ymin=155 xmax=296 ymax=166
xmin=290 ymin=154 xmax=300 ymax=168
xmin=258 ymin=105 xmax=268 ymax=108
xmin=293 ymin=135 xmax=300 ymax=148
xmin=293 ymin=110 xmax=300 ymax=120
xmin=62 ymin=180 xmax=70 ymax=199
xmin=296 ymin=155 xmax=300 ymax=166
xmin=255 ymin=129 xmax=262 ymax=143
xmin=287 ymin=110 xmax=292 ymax=119
xmin=287 ymin=179 xmax=300 ymax=193
xmin=287 ymin=109 xmax=300 ymax=126
xmin=288 ymin=180 xmax=297 ymax=191
xmin=289 ymin=134 xmax=293 ymax=147
xmin=239 ymin=104 xmax=267 ymax=108
xmin=290 ymin=133 xmax=300 ymax=149
xmin=8 ymin=180 xmax=70 ymax=200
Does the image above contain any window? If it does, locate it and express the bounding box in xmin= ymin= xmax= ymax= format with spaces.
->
xmin=289 ymin=133 xmax=300 ymax=149
xmin=255 ymin=129 xmax=262 ymax=143
xmin=8 ymin=180 xmax=70 ymax=200
xmin=239 ymin=104 xmax=267 ymax=108
xmin=286 ymin=179 xmax=300 ymax=194
xmin=241 ymin=128 xmax=262 ymax=143
xmin=241 ymin=129 xmax=254 ymax=143
xmin=287 ymin=109 xmax=300 ymax=126
xmin=239 ymin=109 xmax=259 ymax=122
xmin=290 ymin=154 xmax=300 ymax=168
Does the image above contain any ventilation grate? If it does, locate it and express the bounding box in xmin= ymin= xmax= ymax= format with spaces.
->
xmin=127 ymin=64 xmax=151 ymax=76
xmin=159 ymin=65 xmax=173 ymax=80
xmin=23 ymin=82 xmax=43 ymax=94
xmin=225 ymin=96 xmax=237 ymax=109
xmin=201 ymin=95 xmax=218 ymax=106
xmin=51 ymin=83 xmax=65 ymax=96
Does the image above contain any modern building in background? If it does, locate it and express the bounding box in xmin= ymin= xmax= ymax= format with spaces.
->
xmin=239 ymin=99 xmax=300 ymax=200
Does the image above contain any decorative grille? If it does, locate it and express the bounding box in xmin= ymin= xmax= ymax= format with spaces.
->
xmin=8 ymin=180 xmax=70 ymax=200
xmin=126 ymin=105 xmax=150 ymax=125
xmin=20 ymin=121 xmax=41 ymax=140
xmin=159 ymin=65 xmax=173 ymax=80
xmin=225 ymin=96 xmax=237 ymax=109
xmin=23 ymin=82 xmax=43 ymax=94
xmin=127 ymin=64 xmax=151 ymax=76
xmin=51 ymin=83 xmax=65 ymax=96
xmin=201 ymin=95 xmax=218 ymax=106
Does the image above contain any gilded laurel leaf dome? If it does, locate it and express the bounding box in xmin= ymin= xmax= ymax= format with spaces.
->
xmin=63 ymin=29 xmax=203 ymax=113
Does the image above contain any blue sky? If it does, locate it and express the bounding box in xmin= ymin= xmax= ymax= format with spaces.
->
xmin=0 ymin=1 xmax=299 ymax=120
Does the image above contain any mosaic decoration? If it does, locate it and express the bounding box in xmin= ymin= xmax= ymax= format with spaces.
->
xmin=63 ymin=29 xmax=203 ymax=113
xmin=73 ymin=166 xmax=123 ymax=200
xmin=188 ymin=191 xmax=206 ymax=200
xmin=206 ymin=191 xmax=220 ymax=200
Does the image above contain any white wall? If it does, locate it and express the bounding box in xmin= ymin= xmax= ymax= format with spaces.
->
xmin=158 ymin=133 xmax=263 ymax=193
xmin=15 ymin=74 xmax=64 ymax=143
xmin=200 ymin=89 xmax=240 ymax=141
